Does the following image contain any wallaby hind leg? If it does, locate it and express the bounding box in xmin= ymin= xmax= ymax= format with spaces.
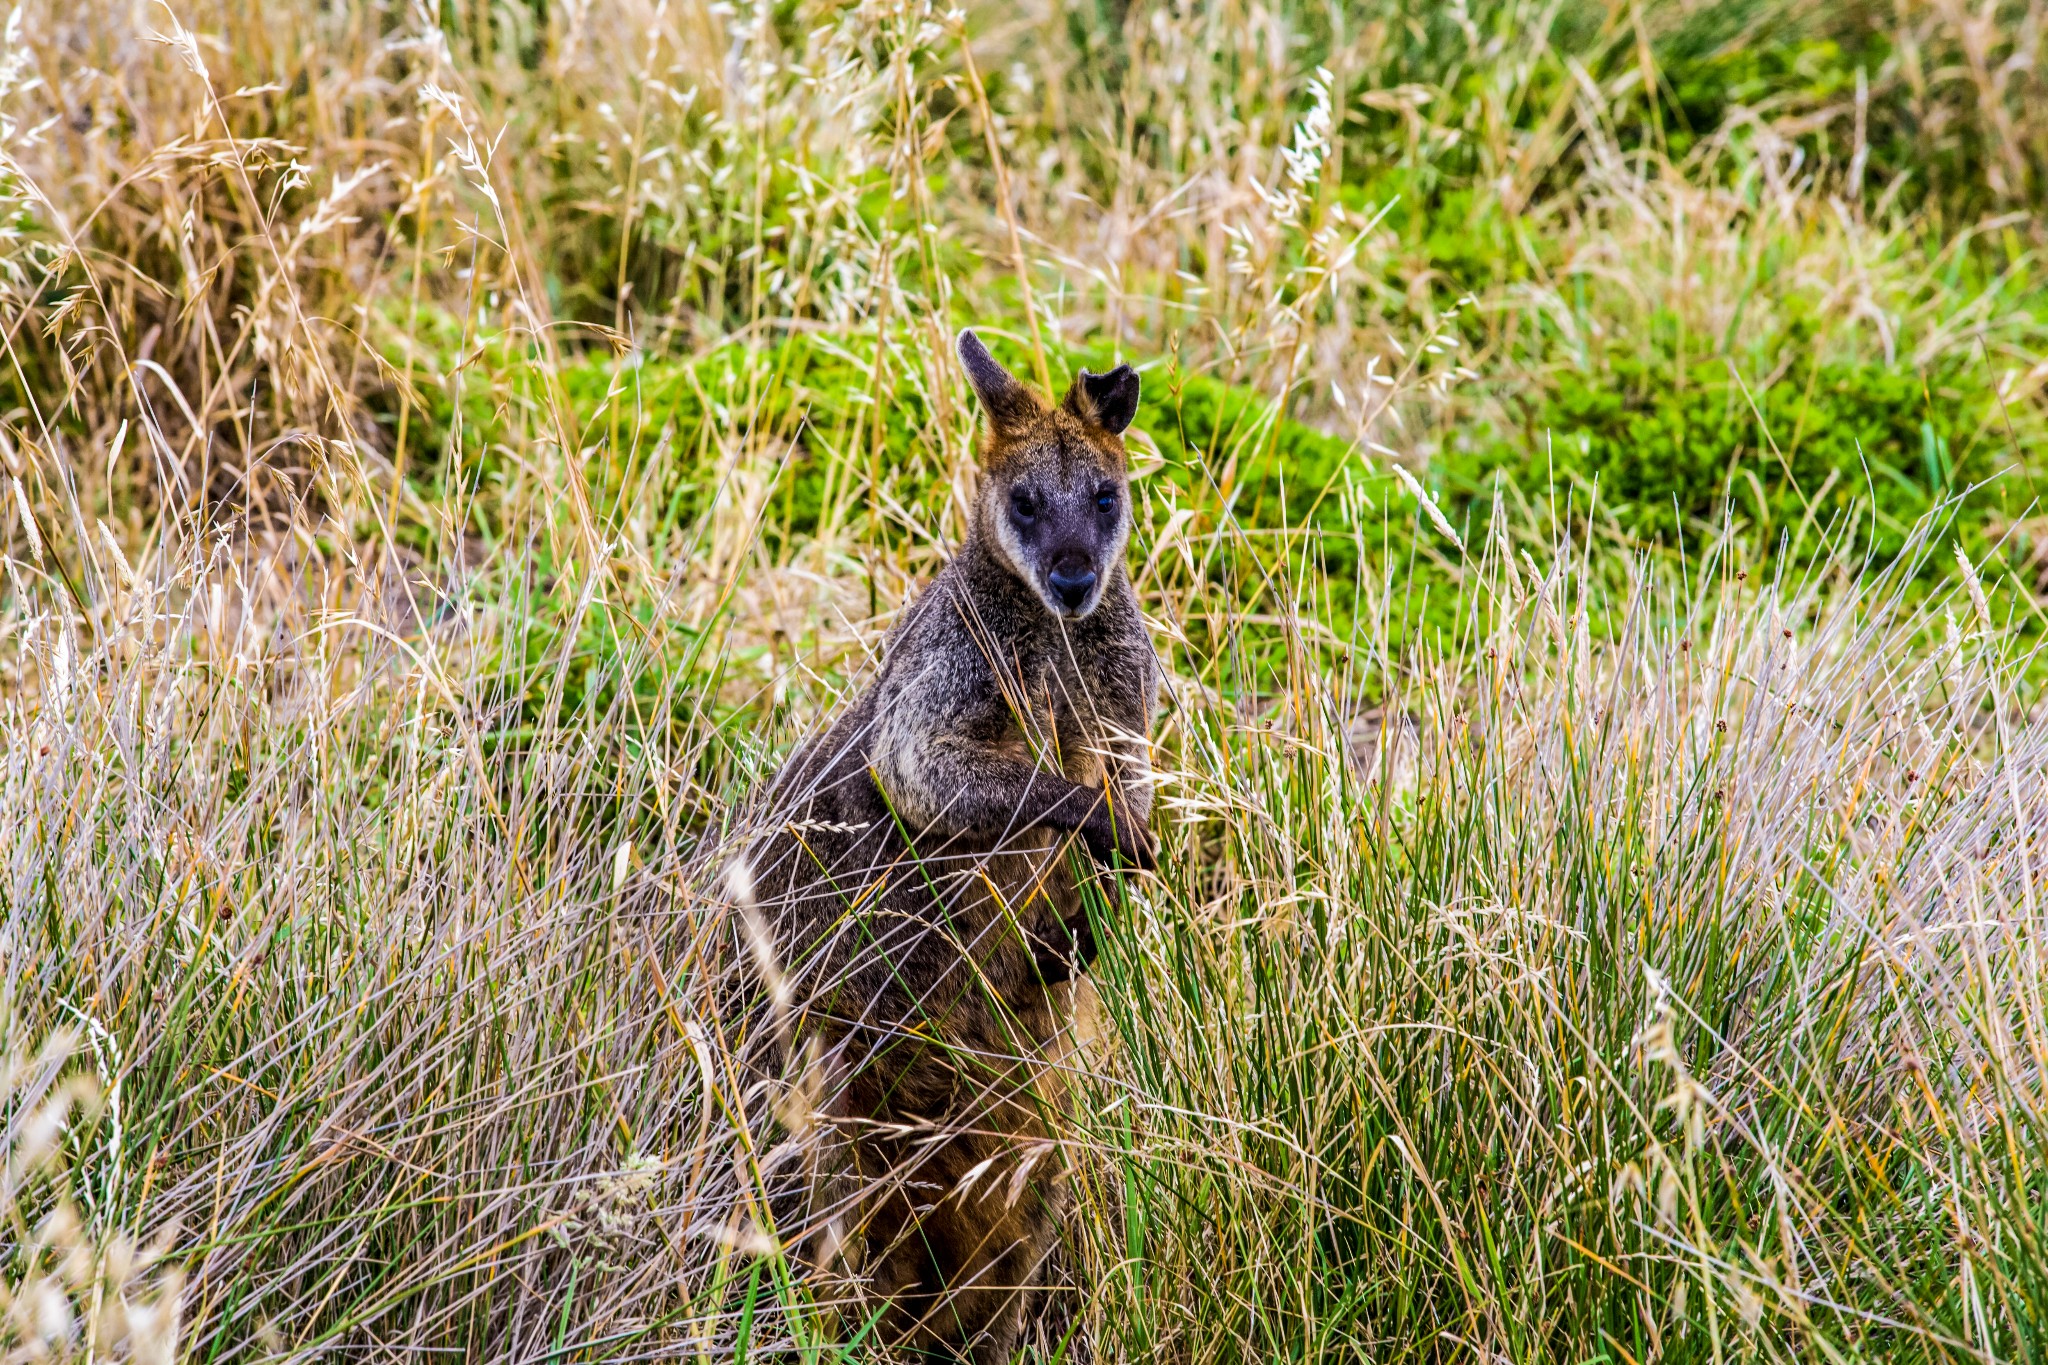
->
xmin=855 ymin=1120 xmax=1065 ymax=1363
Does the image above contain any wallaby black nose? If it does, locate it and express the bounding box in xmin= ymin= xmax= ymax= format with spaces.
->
xmin=1048 ymin=568 xmax=1097 ymax=611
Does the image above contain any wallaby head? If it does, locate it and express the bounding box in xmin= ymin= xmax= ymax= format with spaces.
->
xmin=957 ymin=328 xmax=1141 ymax=621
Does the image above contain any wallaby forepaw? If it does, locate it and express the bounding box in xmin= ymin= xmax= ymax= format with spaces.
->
xmin=1082 ymin=811 xmax=1156 ymax=872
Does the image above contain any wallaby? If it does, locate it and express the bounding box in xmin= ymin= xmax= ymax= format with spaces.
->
xmin=734 ymin=329 xmax=1159 ymax=1360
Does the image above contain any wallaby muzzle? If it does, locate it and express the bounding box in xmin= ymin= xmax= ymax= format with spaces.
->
xmin=1047 ymin=565 xmax=1098 ymax=614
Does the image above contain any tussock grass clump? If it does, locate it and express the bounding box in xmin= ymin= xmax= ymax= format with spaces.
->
xmin=4 ymin=0 xmax=2048 ymax=1358
xmin=1077 ymin=522 xmax=2048 ymax=1359
xmin=4 ymin=533 xmax=804 ymax=1357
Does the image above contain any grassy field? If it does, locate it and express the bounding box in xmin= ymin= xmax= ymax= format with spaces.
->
xmin=5 ymin=0 xmax=2048 ymax=1359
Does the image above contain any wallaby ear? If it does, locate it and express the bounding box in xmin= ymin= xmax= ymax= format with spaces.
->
xmin=957 ymin=329 xmax=1044 ymax=435
xmin=1063 ymin=363 xmax=1141 ymax=435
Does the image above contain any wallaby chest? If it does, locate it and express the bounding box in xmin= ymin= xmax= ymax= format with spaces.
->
xmin=996 ymin=642 xmax=1119 ymax=791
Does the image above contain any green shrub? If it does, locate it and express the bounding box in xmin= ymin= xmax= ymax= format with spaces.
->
xmin=1452 ymin=355 xmax=1994 ymax=559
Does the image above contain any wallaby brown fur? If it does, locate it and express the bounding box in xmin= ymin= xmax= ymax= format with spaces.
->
xmin=735 ymin=329 xmax=1158 ymax=1360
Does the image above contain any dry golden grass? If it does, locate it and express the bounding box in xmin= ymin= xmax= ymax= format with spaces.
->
xmin=4 ymin=0 xmax=2048 ymax=1359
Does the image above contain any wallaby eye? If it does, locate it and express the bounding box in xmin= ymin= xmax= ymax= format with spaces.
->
xmin=1010 ymin=489 xmax=1037 ymax=523
xmin=1096 ymin=489 xmax=1118 ymax=515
